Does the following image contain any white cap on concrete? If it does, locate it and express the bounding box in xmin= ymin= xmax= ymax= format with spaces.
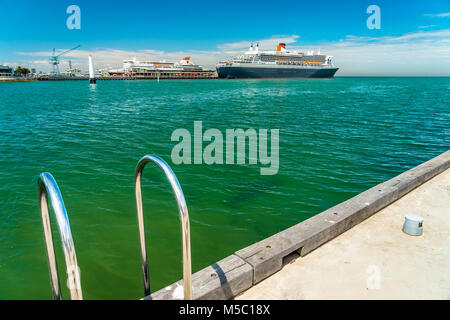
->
xmin=403 ymin=214 xmax=424 ymax=236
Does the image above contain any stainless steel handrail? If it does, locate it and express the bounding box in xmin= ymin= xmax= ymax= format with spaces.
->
xmin=135 ymin=155 xmax=192 ymax=299
xmin=38 ymin=172 xmax=83 ymax=300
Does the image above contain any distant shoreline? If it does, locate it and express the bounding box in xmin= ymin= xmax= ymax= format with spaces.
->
xmin=0 ymin=78 xmax=37 ymax=82
xmin=335 ymin=75 xmax=450 ymax=78
xmin=1 ymin=76 xmax=449 ymax=83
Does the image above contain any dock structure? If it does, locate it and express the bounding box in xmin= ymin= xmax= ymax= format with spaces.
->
xmin=36 ymin=71 xmax=218 ymax=81
xmin=237 ymin=167 xmax=450 ymax=300
xmin=145 ymin=150 xmax=450 ymax=300
xmin=0 ymin=78 xmax=37 ymax=82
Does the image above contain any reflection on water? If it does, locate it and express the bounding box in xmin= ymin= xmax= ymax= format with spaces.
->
xmin=0 ymin=77 xmax=448 ymax=299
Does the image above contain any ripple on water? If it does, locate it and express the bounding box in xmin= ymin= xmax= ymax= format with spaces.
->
xmin=0 ymin=77 xmax=449 ymax=299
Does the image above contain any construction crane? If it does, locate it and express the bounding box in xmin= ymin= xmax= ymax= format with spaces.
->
xmin=49 ymin=45 xmax=81 ymax=74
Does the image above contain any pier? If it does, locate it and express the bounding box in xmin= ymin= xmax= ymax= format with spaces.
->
xmin=36 ymin=72 xmax=218 ymax=81
xmin=237 ymin=167 xmax=450 ymax=299
xmin=145 ymin=150 xmax=450 ymax=300
xmin=0 ymin=78 xmax=37 ymax=82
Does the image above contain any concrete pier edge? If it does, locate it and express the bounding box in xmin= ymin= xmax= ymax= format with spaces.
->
xmin=145 ymin=150 xmax=450 ymax=300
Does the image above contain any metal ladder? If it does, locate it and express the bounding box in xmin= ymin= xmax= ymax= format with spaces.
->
xmin=37 ymin=155 xmax=192 ymax=300
xmin=38 ymin=172 xmax=83 ymax=300
xmin=135 ymin=155 xmax=192 ymax=299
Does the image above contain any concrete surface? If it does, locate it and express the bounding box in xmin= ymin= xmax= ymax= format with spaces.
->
xmin=237 ymin=168 xmax=450 ymax=300
xmin=145 ymin=150 xmax=450 ymax=300
xmin=234 ymin=151 xmax=450 ymax=285
xmin=146 ymin=254 xmax=253 ymax=300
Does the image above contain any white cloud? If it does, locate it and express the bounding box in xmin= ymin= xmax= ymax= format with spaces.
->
xmin=342 ymin=29 xmax=450 ymax=43
xmin=16 ymin=35 xmax=302 ymax=72
xmin=17 ymin=48 xmax=230 ymax=72
xmin=283 ymin=29 xmax=450 ymax=75
xmin=13 ymin=29 xmax=450 ymax=75
xmin=424 ymin=12 xmax=450 ymax=18
xmin=218 ymin=35 xmax=300 ymax=50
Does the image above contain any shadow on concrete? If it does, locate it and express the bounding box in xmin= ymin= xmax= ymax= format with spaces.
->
xmin=211 ymin=262 xmax=233 ymax=299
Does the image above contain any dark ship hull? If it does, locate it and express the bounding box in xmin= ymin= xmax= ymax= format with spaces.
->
xmin=217 ymin=65 xmax=339 ymax=79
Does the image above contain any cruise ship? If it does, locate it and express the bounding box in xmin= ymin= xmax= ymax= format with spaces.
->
xmin=216 ymin=43 xmax=338 ymax=79
xmin=108 ymin=57 xmax=216 ymax=78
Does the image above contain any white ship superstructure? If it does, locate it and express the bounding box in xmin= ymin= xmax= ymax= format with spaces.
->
xmin=109 ymin=57 xmax=211 ymax=77
xmin=217 ymin=43 xmax=339 ymax=78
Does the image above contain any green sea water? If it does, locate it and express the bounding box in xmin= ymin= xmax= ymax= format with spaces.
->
xmin=0 ymin=77 xmax=448 ymax=299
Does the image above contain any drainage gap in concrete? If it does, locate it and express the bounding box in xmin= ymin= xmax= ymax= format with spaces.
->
xmin=282 ymin=251 xmax=301 ymax=266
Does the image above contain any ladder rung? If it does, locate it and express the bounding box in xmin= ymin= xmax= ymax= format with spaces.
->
xmin=38 ymin=172 xmax=83 ymax=300
xmin=135 ymin=154 xmax=192 ymax=300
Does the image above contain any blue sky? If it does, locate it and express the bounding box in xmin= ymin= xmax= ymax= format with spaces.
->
xmin=1 ymin=0 xmax=449 ymax=75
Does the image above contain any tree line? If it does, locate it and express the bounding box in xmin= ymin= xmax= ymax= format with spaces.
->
xmin=15 ymin=66 xmax=31 ymax=76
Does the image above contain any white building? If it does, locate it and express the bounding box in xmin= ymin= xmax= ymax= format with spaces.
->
xmin=0 ymin=65 xmax=14 ymax=79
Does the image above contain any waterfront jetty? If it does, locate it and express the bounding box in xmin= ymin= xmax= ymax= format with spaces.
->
xmin=0 ymin=78 xmax=37 ymax=82
xmin=238 ymin=167 xmax=450 ymax=299
xmin=36 ymin=73 xmax=218 ymax=81
xmin=145 ymin=150 xmax=450 ymax=300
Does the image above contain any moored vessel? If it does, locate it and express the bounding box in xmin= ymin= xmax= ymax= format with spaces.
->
xmin=216 ymin=43 xmax=338 ymax=79
xmin=108 ymin=57 xmax=216 ymax=78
